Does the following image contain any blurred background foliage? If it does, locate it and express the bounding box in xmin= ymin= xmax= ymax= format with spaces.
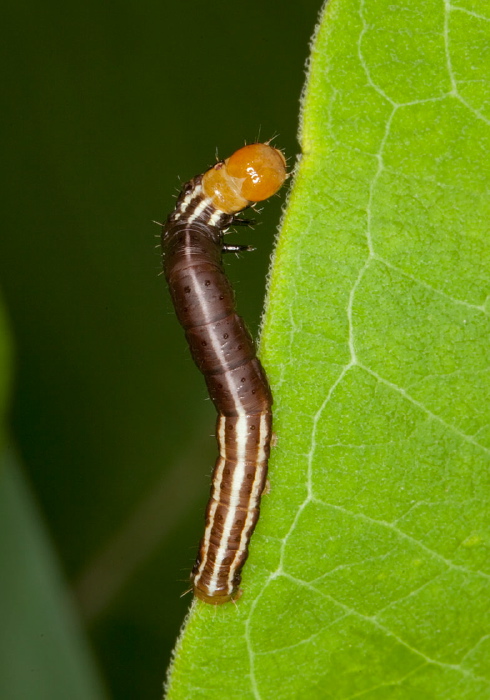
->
xmin=0 ymin=0 xmax=324 ymax=697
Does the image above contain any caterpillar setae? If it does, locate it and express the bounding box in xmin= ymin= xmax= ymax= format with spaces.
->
xmin=161 ymin=143 xmax=287 ymax=604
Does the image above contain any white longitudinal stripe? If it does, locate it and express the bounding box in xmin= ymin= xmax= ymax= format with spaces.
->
xmin=257 ymin=412 xmax=270 ymax=464
xmin=186 ymin=196 xmax=212 ymax=224
xmin=207 ymin=413 xmax=249 ymax=594
xmin=226 ymin=411 xmax=269 ymax=591
xmin=194 ymin=415 xmax=227 ymax=582
xmin=178 ymin=185 xmax=201 ymax=215
xmin=208 ymin=208 xmax=226 ymax=227
xmin=173 ymin=185 xmax=203 ymax=224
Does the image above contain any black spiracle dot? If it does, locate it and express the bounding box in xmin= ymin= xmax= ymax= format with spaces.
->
xmin=184 ymin=286 xmax=191 ymax=293
xmin=241 ymin=377 xmax=246 ymax=383
xmin=224 ymin=468 xmax=231 ymax=476
xmin=201 ymin=340 xmax=207 ymax=346
xmin=223 ymin=333 xmax=229 ymax=339
xmin=235 ymin=519 xmax=243 ymax=527
xmin=246 ymin=472 xmax=254 ymax=480
xmin=250 ymin=424 xmax=256 ymax=431
xmin=237 ymin=344 xmax=242 ymax=350
xmin=219 ymin=295 xmax=224 ymax=300
xmin=204 ymin=280 xmax=211 ymax=286
xmin=251 ymin=389 xmax=256 ymax=394
xmin=216 ymin=513 xmax=223 ymax=522
xmin=183 ymin=307 xmax=188 ymax=313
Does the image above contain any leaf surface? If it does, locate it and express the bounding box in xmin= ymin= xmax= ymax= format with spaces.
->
xmin=166 ymin=1 xmax=490 ymax=697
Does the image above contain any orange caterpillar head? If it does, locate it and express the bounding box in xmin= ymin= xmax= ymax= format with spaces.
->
xmin=201 ymin=143 xmax=287 ymax=214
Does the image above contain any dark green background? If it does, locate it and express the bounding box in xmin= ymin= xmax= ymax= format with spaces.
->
xmin=1 ymin=1 xmax=323 ymax=697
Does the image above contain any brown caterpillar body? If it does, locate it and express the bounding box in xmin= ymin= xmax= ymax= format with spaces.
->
xmin=161 ymin=144 xmax=286 ymax=603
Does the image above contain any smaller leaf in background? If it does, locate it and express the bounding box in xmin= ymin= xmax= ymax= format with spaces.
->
xmin=0 ymin=450 xmax=108 ymax=700
xmin=0 ymin=294 xmax=12 ymax=455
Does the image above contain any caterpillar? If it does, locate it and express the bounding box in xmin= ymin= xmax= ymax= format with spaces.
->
xmin=161 ymin=143 xmax=287 ymax=604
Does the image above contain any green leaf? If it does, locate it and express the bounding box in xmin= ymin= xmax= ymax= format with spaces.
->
xmin=0 ymin=451 xmax=108 ymax=700
xmin=166 ymin=0 xmax=490 ymax=697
